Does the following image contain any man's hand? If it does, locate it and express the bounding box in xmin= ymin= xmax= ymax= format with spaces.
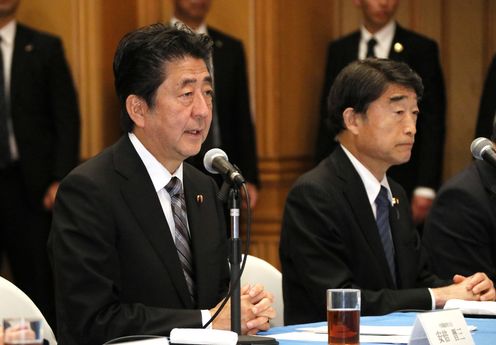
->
xmin=243 ymin=284 xmax=275 ymax=335
xmin=432 ymin=272 xmax=495 ymax=308
xmin=3 ymin=323 xmax=36 ymax=343
xmin=453 ymin=273 xmax=496 ymax=301
xmin=411 ymin=195 xmax=433 ymax=225
xmin=210 ymin=284 xmax=276 ymax=335
xmin=43 ymin=181 xmax=60 ymax=210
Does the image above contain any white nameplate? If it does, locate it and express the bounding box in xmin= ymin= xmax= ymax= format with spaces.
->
xmin=408 ymin=309 xmax=474 ymax=345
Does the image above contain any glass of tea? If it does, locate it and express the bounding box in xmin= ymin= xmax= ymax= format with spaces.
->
xmin=327 ymin=289 xmax=360 ymax=345
xmin=2 ymin=318 xmax=43 ymax=345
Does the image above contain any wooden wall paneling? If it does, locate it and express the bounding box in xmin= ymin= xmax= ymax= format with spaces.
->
xmin=136 ymin=0 xmax=163 ymax=27
xmin=76 ymin=1 xmax=104 ymax=158
xmin=250 ymin=0 xmax=282 ymax=267
xmin=411 ymin=0 xmax=443 ymax=42
xmin=483 ymin=0 xmax=496 ymax=72
xmin=337 ymin=0 xmax=362 ymax=37
xmin=443 ymin=0 xmax=485 ymax=179
xmin=99 ymin=0 xmax=139 ymax=151
xmin=250 ymin=0 xmax=337 ymax=269
xmin=278 ymin=1 xmax=333 ymax=159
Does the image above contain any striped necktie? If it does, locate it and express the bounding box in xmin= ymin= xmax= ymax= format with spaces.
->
xmin=375 ymin=186 xmax=397 ymax=286
xmin=165 ymin=177 xmax=196 ymax=302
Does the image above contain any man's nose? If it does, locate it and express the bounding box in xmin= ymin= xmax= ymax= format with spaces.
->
xmin=192 ymin=91 xmax=211 ymax=118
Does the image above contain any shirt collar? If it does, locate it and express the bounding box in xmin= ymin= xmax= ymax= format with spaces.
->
xmin=171 ymin=17 xmax=208 ymax=35
xmin=128 ymin=133 xmax=184 ymax=192
xmin=360 ymin=20 xmax=396 ymax=58
xmin=341 ymin=144 xmax=392 ymax=206
xmin=0 ymin=20 xmax=16 ymax=45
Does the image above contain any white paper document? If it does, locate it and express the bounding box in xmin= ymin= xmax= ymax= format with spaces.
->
xmin=270 ymin=331 xmax=409 ymax=343
xmin=275 ymin=325 xmax=413 ymax=343
xmin=444 ymin=299 xmax=496 ymax=316
xmin=297 ymin=325 xmax=412 ymax=335
xmin=271 ymin=322 xmax=477 ymax=344
xmin=108 ymin=337 xmax=169 ymax=345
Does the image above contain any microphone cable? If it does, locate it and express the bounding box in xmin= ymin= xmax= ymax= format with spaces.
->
xmin=203 ymin=182 xmax=251 ymax=329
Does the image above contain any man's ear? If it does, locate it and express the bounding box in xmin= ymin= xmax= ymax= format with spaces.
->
xmin=342 ymin=107 xmax=361 ymax=135
xmin=126 ymin=95 xmax=147 ymax=128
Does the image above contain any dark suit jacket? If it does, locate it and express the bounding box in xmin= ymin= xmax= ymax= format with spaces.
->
xmin=48 ymin=136 xmax=230 ymax=345
xmin=280 ymin=146 xmax=447 ymax=324
xmin=11 ymin=23 xmax=80 ymax=203
xmin=315 ymin=24 xmax=446 ymax=196
xmin=475 ymin=54 xmax=496 ymax=139
xmin=187 ymin=27 xmax=259 ymax=186
xmin=423 ymin=160 xmax=496 ymax=282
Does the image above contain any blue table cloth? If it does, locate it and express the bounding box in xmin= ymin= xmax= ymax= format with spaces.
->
xmin=260 ymin=312 xmax=496 ymax=345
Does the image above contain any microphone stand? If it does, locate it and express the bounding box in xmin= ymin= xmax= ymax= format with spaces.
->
xmin=223 ymin=181 xmax=278 ymax=345
xmin=228 ymin=186 xmax=242 ymax=334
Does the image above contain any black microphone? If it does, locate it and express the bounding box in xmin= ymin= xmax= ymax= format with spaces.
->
xmin=203 ymin=148 xmax=246 ymax=186
xmin=471 ymin=137 xmax=496 ymax=169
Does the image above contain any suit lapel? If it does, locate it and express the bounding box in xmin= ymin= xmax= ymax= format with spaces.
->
xmin=114 ymin=137 xmax=194 ymax=308
xmin=388 ymin=24 xmax=408 ymax=62
xmin=183 ymin=165 xmax=222 ymax=306
xmin=10 ymin=24 xmax=32 ymax=100
xmin=347 ymin=31 xmax=361 ymax=61
xmin=333 ymin=147 xmax=396 ymax=287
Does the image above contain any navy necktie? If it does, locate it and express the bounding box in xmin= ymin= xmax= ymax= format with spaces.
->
xmin=366 ymin=37 xmax=377 ymax=58
xmin=375 ymin=186 xmax=397 ymax=286
xmin=165 ymin=177 xmax=196 ymax=303
xmin=0 ymin=36 xmax=11 ymax=168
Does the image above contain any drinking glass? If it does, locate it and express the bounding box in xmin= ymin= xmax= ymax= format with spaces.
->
xmin=327 ymin=289 xmax=360 ymax=345
xmin=2 ymin=318 xmax=43 ymax=345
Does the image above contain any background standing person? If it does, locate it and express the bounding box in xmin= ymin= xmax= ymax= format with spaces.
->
xmin=474 ymin=53 xmax=496 ymax=140
xmin=171 ymin=0 xmax=260 ymax=208
xmin=314 ymin=0 xmax=446 ymax=227
xmin=0 ymin=0 xmax=80 ymax=329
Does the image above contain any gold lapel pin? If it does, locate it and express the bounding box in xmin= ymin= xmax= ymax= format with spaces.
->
xmin=24 ymin=44 xmax=33 ymax=52
xmin=393 ymin=42 xmax=403 ymax=53
xmin=196 ymin=194 xmax=204 ymax=204
xmin=392 ymin=197 xmax=400 ymax=206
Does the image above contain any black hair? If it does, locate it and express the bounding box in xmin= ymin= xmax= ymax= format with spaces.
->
xmin=327 ymin=58 xmax=424 ymax=137
xmin=113 ymin=23 xmax=213 ymax=132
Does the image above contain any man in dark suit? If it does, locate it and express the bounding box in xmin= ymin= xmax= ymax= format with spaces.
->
xmin=171 ymin=0 xmax=260 ymax=208
xmin=48 ymin=24 xmax=274 ymax=345
xmin=315 ymin=0 xmax=446 ymax=226
xmin=0 ymin=0 xmax=80 ymax=328
xmin=424 ymin=124 xmax=496 ymax=282
xmin=280 ymin=58 xmax=494 ymax=325
xmin=475 ymin=53 xmax=496 ymax=140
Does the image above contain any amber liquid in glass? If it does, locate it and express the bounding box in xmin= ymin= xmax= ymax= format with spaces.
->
xmin=327 ymin=308 xmax=360 ymax=345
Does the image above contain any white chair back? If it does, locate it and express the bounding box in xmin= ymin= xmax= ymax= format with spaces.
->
xmin=0 ymin=276 xmax=57 ymax=344
xmin=240 ymin=255 xmax=284 ymax=327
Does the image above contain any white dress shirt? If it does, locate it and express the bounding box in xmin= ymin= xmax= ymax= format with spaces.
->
xmin=359 ymin=20 xmax=395 ymax=60
xmin=128 ymin=133 xmax=213 ymax=326
xmin=341 ymin=144 xmax=436 ymax=309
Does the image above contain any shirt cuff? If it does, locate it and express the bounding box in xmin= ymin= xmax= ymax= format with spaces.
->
xmin=427 ymin=288 xmax=436 ymax=310
xmin=201 ymin=309 xmax=213 ymax=329
xmin=413 ymin=187 xmax=436 ymax=199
